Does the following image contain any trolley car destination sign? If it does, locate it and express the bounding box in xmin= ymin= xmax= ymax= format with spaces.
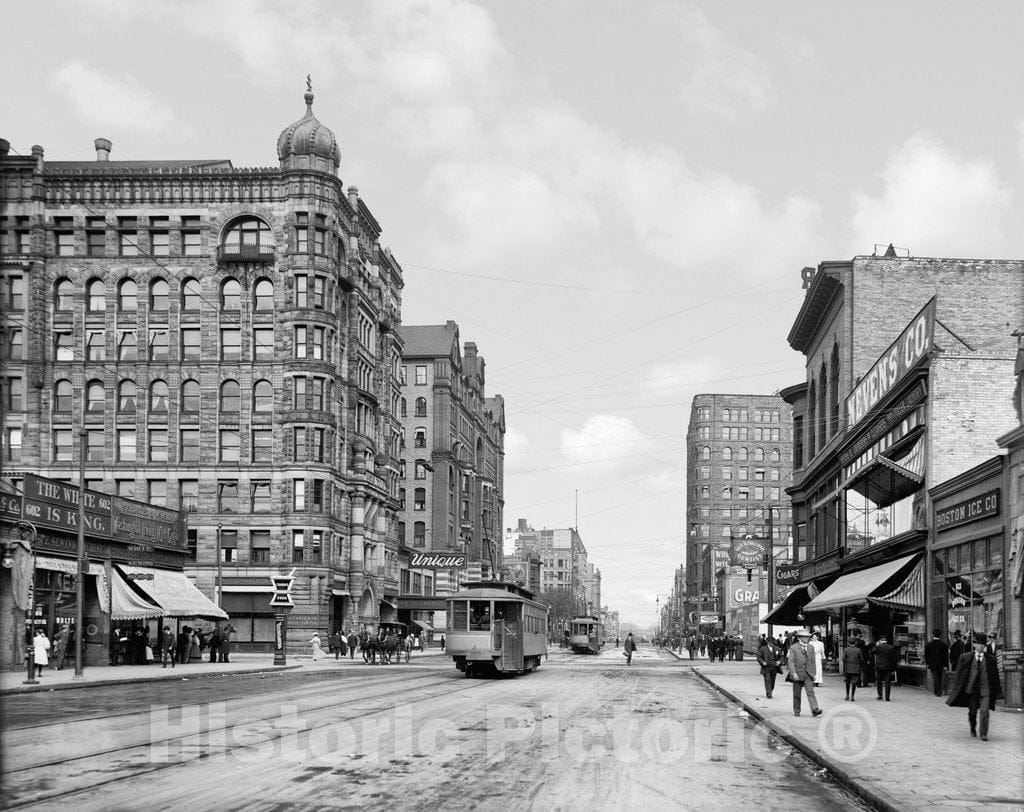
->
xmin=410 ymin=553 xmax=467 ymax=568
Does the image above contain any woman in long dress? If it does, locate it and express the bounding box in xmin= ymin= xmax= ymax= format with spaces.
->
xmin=811 ymin=631 xmax=826 ymax=686
xmin=32 ymin=630 xmax=50 ymax=678
xmin=310 ymin=633 xmax=325 ymax=661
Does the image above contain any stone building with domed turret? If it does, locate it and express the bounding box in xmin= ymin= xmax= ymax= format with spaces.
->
xmin=0 ymin=84 xmax=406 ymax=658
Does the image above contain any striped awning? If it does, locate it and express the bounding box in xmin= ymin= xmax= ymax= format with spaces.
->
xmin=804 ymin=555 xmax=918 ymax=613
xmin=110 ymin=569 xmax=164 ymax=620
xmin=845 ymin=437 xmax=925 ymax=509
xmin=870 ymin=558 xmax=925 ymax=610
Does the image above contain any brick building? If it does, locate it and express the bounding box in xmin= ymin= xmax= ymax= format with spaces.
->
xmin=395 ymin=321 xmax=505 ymax=629
xmin=771 ymin=254 xmax=1023 ymax=686
xmin=0 ymin=85 xmax=406 ymax=653
xmin=506 ymin=519 xmax=597 ymax=611
xmin=684 ymin=393 xmax=794 ymax=628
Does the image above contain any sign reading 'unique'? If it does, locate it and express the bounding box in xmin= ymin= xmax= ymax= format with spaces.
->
xmin=410 ymin=553 xmax=467 ymax=568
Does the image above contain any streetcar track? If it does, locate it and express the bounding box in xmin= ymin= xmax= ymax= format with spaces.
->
xmin=4 ymin=673 xmax=500 ymax=810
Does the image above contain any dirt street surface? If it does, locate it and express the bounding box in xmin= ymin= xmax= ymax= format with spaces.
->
xmin=2 ymin=646 xmax=870 ymax=811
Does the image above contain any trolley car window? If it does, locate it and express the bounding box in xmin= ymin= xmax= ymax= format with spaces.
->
xmin=469 ymin=601 xmax=491 ymax=630
xmin=451 ymin=601 xmax=468 ymax=631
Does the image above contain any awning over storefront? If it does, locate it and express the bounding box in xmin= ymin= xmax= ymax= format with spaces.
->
xmin=803 ymin=554 xmax=918 ymax=613
xmin=110 ymin=569 xmax=164 ymax=620
xmin=380 ymin=599 xmax=398 ymax=610
xmin=116 ymin=565 xmax=228 ymax=619
xmin=761 ymin=582 xmax=821 ymax=625
xmin=869 ymin=558 xmax=924 ymax=610
xmin=412 ymin=619 xmax=433 ymax=632
xmin=845 ymin=437 xmax=925 ymax=508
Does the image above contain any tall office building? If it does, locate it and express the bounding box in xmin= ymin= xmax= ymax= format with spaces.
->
xmin=684 ymin=394 xmax=794 ymax=613
xmin=0 ymin=85 xmax=405 ymax=651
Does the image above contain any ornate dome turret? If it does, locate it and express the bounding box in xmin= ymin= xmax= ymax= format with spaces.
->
xmin=277 ymin=76 xmax=339 ymax=174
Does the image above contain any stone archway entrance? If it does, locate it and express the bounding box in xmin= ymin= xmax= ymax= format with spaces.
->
xmin=358 ymin=587 xmax=375 ymax=628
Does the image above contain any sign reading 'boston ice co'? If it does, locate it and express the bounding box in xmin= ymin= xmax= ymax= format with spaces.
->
xmin=846 ymin=297 xmax=937 ymax=431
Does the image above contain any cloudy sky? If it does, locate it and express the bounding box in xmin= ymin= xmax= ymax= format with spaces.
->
xmin=6 ymin=1 xmax=1024 ymax=627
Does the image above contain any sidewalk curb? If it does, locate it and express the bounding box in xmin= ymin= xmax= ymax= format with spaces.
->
xmin=692 ymin=668 xmax=898 ymax=812
xmin=1 ymin=665 xmax=302 ymax=696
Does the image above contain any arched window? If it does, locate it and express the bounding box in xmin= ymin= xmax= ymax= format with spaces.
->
xmin=830 ymin=343 xmax=840 ymax=435
xmin=807 ymin=380 xmax=816 ymax=459
xmin=54 ymin=279 xmax=74 ymax=312
xmin=86 ymin=380 xmax=105 ymax=414
xmin=150 ymin=380 xmax=169 ymax=413
xmin=722 ymin=447 xmax=733 ymax=461
xmin=415 ymin=397 xmax=427 ymax=417
xmin=738 ymin=447 xmax=749 ymax=461
xmin=770 ymin=448 xmax=780 ymax=463
xmin=181 ymin=380 xmax=201 ymax=414
xmin=221 ymin=215 xmax=273 ymax=254
xmin=722 ymin=486 xmax=733 ymax=499
xmin=87 ymin=279 xmax=106 ymax=312
xmin=818 ymin=362 xmax=828 ymax=450
xmin=254 ymin=279 xmax=274 ymax=311
xmin=150 ymin=278 xmax=169 ymax=311
xmin=220 ymin=380 xmax=240 ymax=413
xmin=181 ymin=278 xmax=202 ymax=311
xmin=701 ymin=446 xmax=711 ymax=460
xmin=253 ymin=380 xmax=274 ymax=413
xmin=754 ymin=447 xmax=765 ymax=462
xmin=118 ymin=278 xmax=137 ymax=312
xmin=221 ymin=278 xmax=241 ymax=311
xmin=117 ymin=380 xmax=137 ymax=413
xmin=54 ymin=379 xmax=74 ymax=412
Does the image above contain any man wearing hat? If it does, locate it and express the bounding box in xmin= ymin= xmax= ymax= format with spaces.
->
xmin=872 ymin=635 xmax=897 ymax=701
xmin=948 ymin=629 xmax=965 ymax=670
xmin=924 ymin=629 xmax=949 ymax=697
xmin=946 ymin=632 xmax=1003 ymax=740
xmin=787 ymin=629 xmax=823 ymax=718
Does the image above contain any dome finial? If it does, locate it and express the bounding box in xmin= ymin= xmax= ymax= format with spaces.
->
xmin=304 ymin=74 xmax=314 ymax=110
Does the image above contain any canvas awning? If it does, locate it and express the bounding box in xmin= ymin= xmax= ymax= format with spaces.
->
xmin=116 ymin=565 xmax=228 ymax=619
xmin=412 ymin=619 xmax=433 ymax=632
xmin=803 ymin=555 xmax=918 ymax=613
xmin=380 ymin=599 xmax=398 ymax=610
xmin=110 ymin=569 xmax=164 ymax=620
xmin=845 ymin=437 xmax=925 ymax=508
xmin=870 ymin=558 xmax=925 ymax=610
xmin=761 ymin=582 xmax=820 ymax=625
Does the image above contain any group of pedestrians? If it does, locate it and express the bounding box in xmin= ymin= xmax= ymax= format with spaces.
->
xmin=29 ymin=625 xmax=75 ymax=677
xmin=160 ymin=623 xmax=234 ymax=668
xmin=682 ymin=634 xmax=745 ymax=661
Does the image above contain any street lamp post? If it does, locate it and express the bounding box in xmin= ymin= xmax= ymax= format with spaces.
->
xmin=4 ymin=520 xmax=40 ymax=684
xmin=215 ymin=523 xmax=223 ymax=608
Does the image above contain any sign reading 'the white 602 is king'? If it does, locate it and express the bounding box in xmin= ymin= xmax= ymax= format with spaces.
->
xmin=846 ymin=297 xmax=937 ymax=430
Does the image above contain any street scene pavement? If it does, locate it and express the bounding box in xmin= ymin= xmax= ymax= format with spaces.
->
xmin=3 ymin=646 xmax=873 ymax=811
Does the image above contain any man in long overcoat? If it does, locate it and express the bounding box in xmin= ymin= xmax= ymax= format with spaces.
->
xmin=946 ymin=632 xmax=1003 ymax=741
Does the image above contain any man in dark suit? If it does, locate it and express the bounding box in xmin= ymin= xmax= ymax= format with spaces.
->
xmin=985 ymin=633 xmax=998 ymax=657
xmin=947 ymin=632 xmax=1004 ymax=740
xmin=872 ymin=635 xmax=898 ymax=701
xmin=787 ymin=630 xmax=822 ymax=717
xmin=851 ymin=628 xmax=870 ymax=687
xmin=924 ymin=629 xmax=949 ymax=696
xmin=948 ymin=630 xmax=965 ymax=670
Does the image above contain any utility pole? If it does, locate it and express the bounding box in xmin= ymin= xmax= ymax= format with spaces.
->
xmin=73 ymin=429 xmax=86 ymax=679
xmin=766 ymin=503 xmax=775 ymax=640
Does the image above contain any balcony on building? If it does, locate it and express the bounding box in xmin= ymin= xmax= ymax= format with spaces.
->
xmin=217 ymin=241 xmax=276 ymax=263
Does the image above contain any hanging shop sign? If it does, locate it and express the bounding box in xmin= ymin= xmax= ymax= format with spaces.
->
xmin=775 ymin=563 xmax=802 ymax=585
xmin=934 ymin=489 xmax=1000 ymax=533
xmin=846 ymin=296 xmax=936 ymax=431
xmin=22 ymin=475 xmax=112 ymax=537
xmin=731 ymin=536 xmax=767 ymax=567
xmin=410 ymin=553 xmax=467 ymax=568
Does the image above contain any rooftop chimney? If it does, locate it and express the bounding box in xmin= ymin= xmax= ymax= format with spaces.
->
xmin=94 ymin=138 xmax=112 ymax=161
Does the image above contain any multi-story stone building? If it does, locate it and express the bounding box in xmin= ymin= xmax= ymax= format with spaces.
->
xmin=771 ymin=254 xmax=1023 ymax=687
xmin=684 ymin=394 xmax=794 ymax=619
xmin=0 ymin=85 xmax=406 ymax=652
xmin=396 ymin=321 xmax=505 ymax=617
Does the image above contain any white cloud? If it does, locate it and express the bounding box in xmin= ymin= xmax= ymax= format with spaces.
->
xmin=850 ymin=135 xmax=1013 ymax=258
xmin=560 ymin=415 xmax=653 ymax=471
xmin=50 ymin=60 xmax=186 ymax=135
xmin=643 ymin=357 xmax=722 ymax=400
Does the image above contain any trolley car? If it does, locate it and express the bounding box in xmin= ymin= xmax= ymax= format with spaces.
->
xmin=567 ymin=615 xmax=604 ymax=654
xmin=445 ymin=581 xmax=548 ymax=676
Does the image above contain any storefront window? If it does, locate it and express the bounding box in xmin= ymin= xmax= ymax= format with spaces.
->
xmin=946 ymin=536 xmax=1003 ymax=640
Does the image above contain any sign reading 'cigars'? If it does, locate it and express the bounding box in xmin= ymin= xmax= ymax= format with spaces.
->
xmin=846 ymin=297 xmax=937 ymax=431
xmin=410 ymin=553 xmax=467 ymax=568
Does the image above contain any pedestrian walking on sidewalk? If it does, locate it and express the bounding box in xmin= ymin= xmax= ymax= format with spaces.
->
xmin=310 ymin=633 xmax=325 ymax=661
xmin=347 ymin=631 xmax=359 ymax=659
xmin=161 ymin=627 xmax=176 ymax=668
xmin=924 ymin=629 xmax=949 ymax=696
xmin=947 ymin=632 xmax=1003 ymax=741
xmin=948 ymin=630 xmax=965 ymax=671
xmin=623 ymin=632 xmax=637 ymax=665
xmin=841 ymin=637 xmax=864 ymax=701
xmin=787 ymin=630 xmax=822 ymax=717
xmin=207 ymin=628 xmax=221 ymax=663
xmin=757 ymin=635 xmax=780 ymax=698
xmin=872 ymin=636 xmax=897 ymax=701
xmin=52 ymin=624 xmax=70 ymax=671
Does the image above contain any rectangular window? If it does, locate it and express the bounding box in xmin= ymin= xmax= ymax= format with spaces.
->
xmin=311 ymin=378 xmax=324 ymax=411
xmin=310 ymin=530 xmax=323 ymax=564
xmin=312 ymin=326 xmax=324 ymax=360
xmin=117 ymin=331 xmax=137 ymax=361
xmin=3 ymin=426 xmax=22 ymax=462
xmin=56 ymin=231 xmax=75 ymax=256
xmin=251 ymin=482 xmax=272 ymax=512
xmin=293 ymin=427 xmax=306 ymax=462
xmin=4 ymin=376 xmax=23 ymax=412
xmin=149 ymin=429 xmax=168 ymax=462
xmin=293 ymin=479 xmax=305 ymax=511
xmin=312 ymin=427 xmax=325 ymax=462
xmin=148 ymin=329 xmax=169 ymax=361
xmin=119 ymin=231 xmax=139 ymax=257
xmin=295 ymin=275 xmax=308 ymax=308
xmin=311 ymin=480 xmax=324 ymax=512
xmin=220 ymin=429 xmax=240 ymax=462
xmin=117 ymin=429 xmax=136 ymax=461
xmin=294 ymin=326 xmax=307 ymax=359
xmin=218 ymin=481 xmax=239 ymax=512
xmin=251 ymin=530 xmax=271 ymax=563
xmin=415 ymin=365 xmax=427 ymax=385
xmin=252 ymin=428 xmax=273 ymax=461
xmin=181 ymin=328 xmax=201 ymax=361
xmin=292 ymin=530 xmax=304 ymax=563
xmin=181 ymin=217 xmax=201 ymax=256
xmin=312 ymin=276 xmax=325 ymax=308
xmin=148 ymin=479 xmax=167 ymax=507
xmin=220 ymin=529 xmax=237 ymax=563
xmin=180 ymin=429 xmax=200 ymax=462
xmin=253 ymin=327 xmax=274 ymax=361
xmin=87 ymin=229 xmax=106 ymax=257
xmin=53 ymin=429 xmax=73 ymax=462
xmin=5 ymin=327 xmax=23 ymax=361
xmin=115 ymin=479 xmax=136 ymax=498
xmin=86 ymin=331 xmax=106 ymax=361
xmin=85 ymin=429 xmax=104 ymax=462
xmin=179 ymin=479 xmax=199 ymax=513
xmin=220 ymin=328 xmax=241 ymax=361
xmin=150 ymin=230 xmax=170 ymax=256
